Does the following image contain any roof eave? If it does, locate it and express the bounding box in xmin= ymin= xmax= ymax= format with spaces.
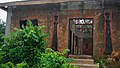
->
xmin=0 ymin=0 xmax=84 ymax=7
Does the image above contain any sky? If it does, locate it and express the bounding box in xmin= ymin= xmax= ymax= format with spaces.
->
xmin=0 ymin=0 xmax=23 ymax=22
xmin=0 ymin=9 xmax=7 ymax=22
xmin=0 ymin=0 xmax=22 ymax=3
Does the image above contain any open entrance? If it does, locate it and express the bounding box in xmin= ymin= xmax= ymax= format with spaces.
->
xmin=68 ymin=18 xmax=93 ymax=55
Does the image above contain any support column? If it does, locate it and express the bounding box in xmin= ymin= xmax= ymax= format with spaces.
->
xmin=104 ymin=9 xmax=113 ymax=54
xmin=5 ymin=6 xmax=12 ymax=37
xmin=68 ymin=21 xmax=71 ymax=54
xmin=52 ymin=15 xmax=58 ymax=51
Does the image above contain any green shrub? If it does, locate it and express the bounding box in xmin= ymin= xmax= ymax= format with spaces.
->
xmin=0 ymin=48 xmax=76 ymax=68
xmin=0 ymin=20 xmax=75 ymax=68
xmin=0 ymin=20 xmax=47 ymax=67
xmin=94 ymin=55 xmax=107 ymax=68
xmin=0 ymin=61 xmax=28 ymax=68
xmin=0 ymin=20 xmax=5 ymax=45
xmin=38 ymin=48 xmax=72 ymax=68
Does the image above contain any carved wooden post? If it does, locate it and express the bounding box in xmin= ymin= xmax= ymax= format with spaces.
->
xmin=104 ymin=9 xmax=113 ymax=54
xmin=52 ymin=15 xmax=58 ymax=51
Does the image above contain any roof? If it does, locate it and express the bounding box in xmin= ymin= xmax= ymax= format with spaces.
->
xmin=0 ymin=0 xmax=84 ymax=7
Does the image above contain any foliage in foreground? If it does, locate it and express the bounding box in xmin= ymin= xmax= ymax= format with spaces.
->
xmin=94 ymin=54 xmax=107 ymax=68
xmin=0 ymin=20 xmax=76 ymax=68
xmin=39 ymin=48 xmax=73 ymax=68
xmin=0 ymin=48 xmax=76 ymax=68
xmin=0 ymin=20 xmax=47 ymax=66
xmin=0 ymin=20 xmax=6 ymax=45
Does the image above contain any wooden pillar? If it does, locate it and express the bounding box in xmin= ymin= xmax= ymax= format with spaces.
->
xmin=52 ymin=15 xmax=58 ymax=51
xmin=104 ymin=8 xmax=113 ymax=54
xmin=68 ymin=19 xmax=71 ymax=54
xmin=104 ymin=10 xmax=106 ymax=53
xmin=5 ymin=6 xmax=12 ymax=37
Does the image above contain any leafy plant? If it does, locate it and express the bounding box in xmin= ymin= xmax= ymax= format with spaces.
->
xmin=0 ymin=20 xmax=47 ymax=67
xmin=94 ymin=55 xmax=107 ymax=68
xmin=0 ymin=61 xmax=29 ymax=68
xmin=0 ymin=20 xmax=77 ymax=68
xmin=0 ymin=19 xmax=5 ymax=45
xmin=38 ymin=48 xmax=75 ymax=68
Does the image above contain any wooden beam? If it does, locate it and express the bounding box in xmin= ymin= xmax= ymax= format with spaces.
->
xmin=0 ymin=0 xmax=84 ymax=7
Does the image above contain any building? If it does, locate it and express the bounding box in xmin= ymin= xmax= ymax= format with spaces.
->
xmin=0 ymin=0 xmax=120 ymax=56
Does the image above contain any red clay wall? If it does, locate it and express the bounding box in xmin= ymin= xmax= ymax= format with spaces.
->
xmin=112 ymin=8 xmax=120 ymax=51
xmin=10 ymin=1 xmax=120 ymax=56
xmin=10 ymin=5 xmax=104 ymax=55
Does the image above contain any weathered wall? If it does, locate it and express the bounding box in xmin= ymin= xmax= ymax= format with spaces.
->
xmin=84 ymin=10 xmax=104 ymax=56
xmin=11 ymin=4 xmax=59 ymax=48
xmin=112 ymin=8 xmax=120 ymax=51
xmin=59 ymin=0 xmax=104 ymax=54
xmin=11 ymin=0 xmax=109 ymax=55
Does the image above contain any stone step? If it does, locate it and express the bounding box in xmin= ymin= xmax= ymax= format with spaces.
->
xmin=69 ymin=55 xmax=93 ymax=59
xmin=71 ymin=63 xmax=99 ymax=68
xmin=71 ymin=59 xmax=94 ymax=64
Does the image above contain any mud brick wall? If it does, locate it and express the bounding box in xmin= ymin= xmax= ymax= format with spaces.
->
xmin=112 ymin=8 xmax=120 ymax=51
xmin=11 ymin=4 xmax=58 ymax=48
xmin=59 ymin=0 xmax=104 ymax=55
xmin=10 ymin=0 xmax=115 ymax=56
xmin=83 ymin=10 xmax=104 ymax=56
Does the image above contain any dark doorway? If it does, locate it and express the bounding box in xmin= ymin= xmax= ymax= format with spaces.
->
xmin=68 ymin=18 xmax=93 ymax=55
